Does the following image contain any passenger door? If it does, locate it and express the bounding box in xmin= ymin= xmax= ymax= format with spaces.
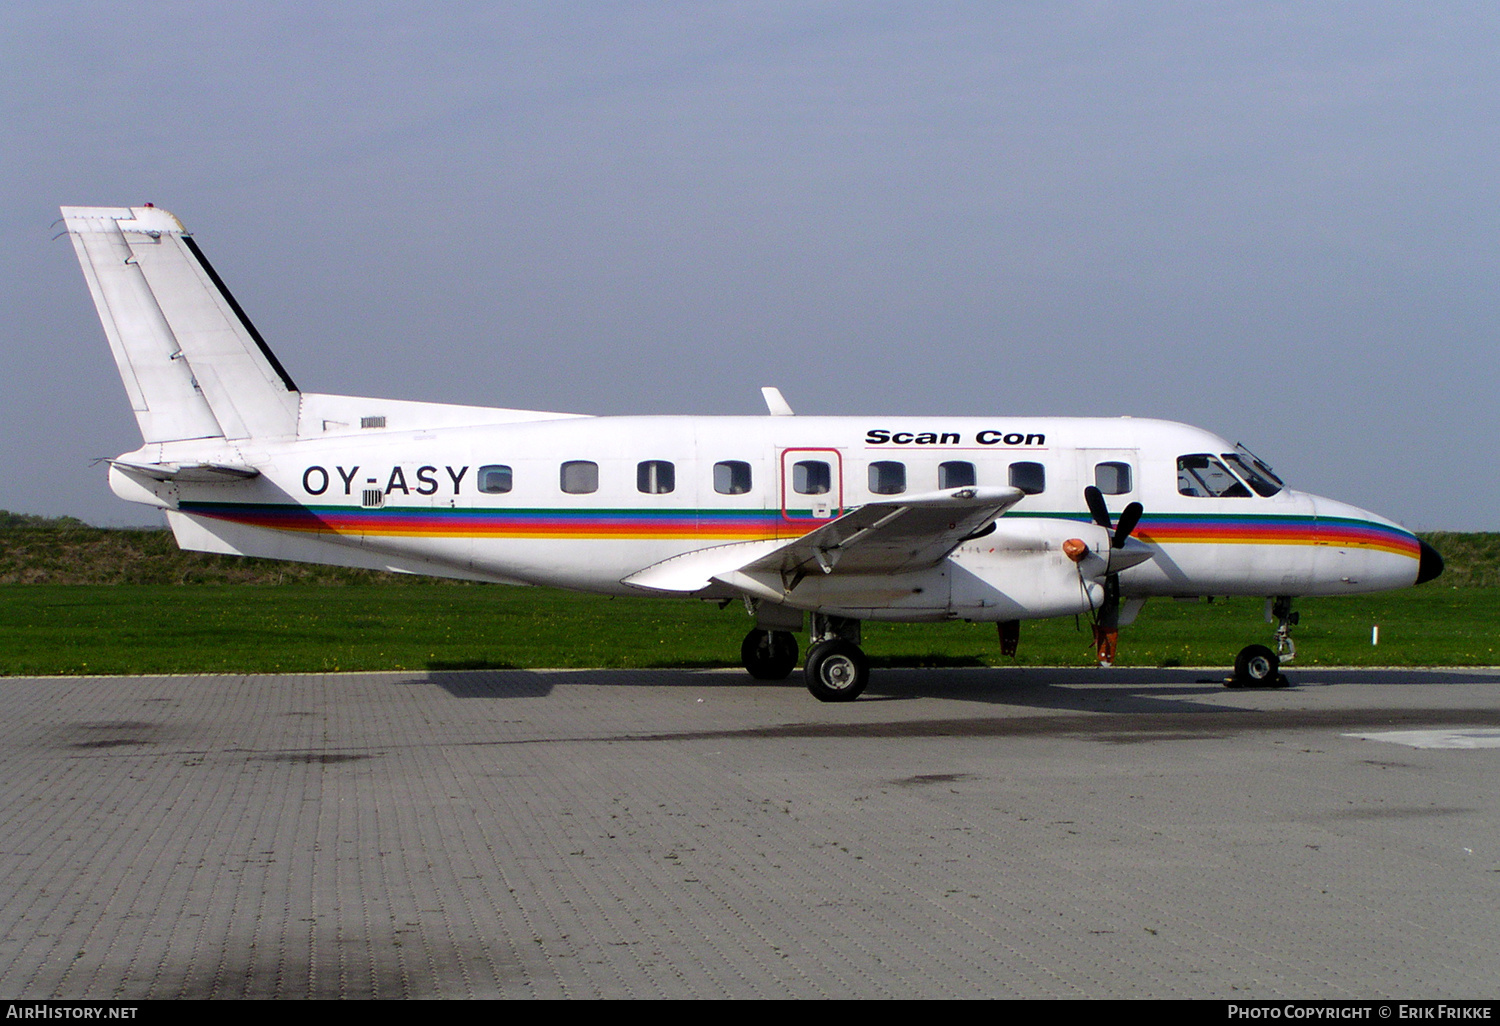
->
xmin=779 ymin=448 xmax=844 ymax=529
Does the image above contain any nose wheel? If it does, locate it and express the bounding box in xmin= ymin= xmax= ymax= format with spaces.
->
xmin=1228 ymin=644 xmax=1287 ymax=688
xmin=1227 ymin=595 xmax=1297 ymax=688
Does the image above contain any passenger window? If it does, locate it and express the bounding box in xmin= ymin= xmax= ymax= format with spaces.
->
xmin=478 ymin=464 xmax=512 ymax=494
xmin=637 ymin=460 xmax=675 ymax=494
xmin=1095 ymin=461 xmax=1132 ymax=495
xmin=1177 ymin=455 xmax=1251 ymax=498
xmin=1009 ymin=461 xmax=1045 ymax=495
xmin=793 ymin=460 xmax=831 ymax=495
xmin=939 ymin=461 xmax=976 ymax=489
xmin=714 ymin=460 xmax=752 ymax=495
xmin=868 ymin=461 xmax=906 ymax=495
xmin=560 ymin=460 xmax=598 ymax=494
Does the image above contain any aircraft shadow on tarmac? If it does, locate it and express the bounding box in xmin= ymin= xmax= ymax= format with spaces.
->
xmin=400 ymin=665 xmax=1500 ymax=740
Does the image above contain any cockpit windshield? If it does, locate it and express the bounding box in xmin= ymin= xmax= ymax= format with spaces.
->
xmin=1222 ymin=445 xmax=1284 ymax=497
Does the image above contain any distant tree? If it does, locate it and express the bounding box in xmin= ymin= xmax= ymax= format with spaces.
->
xmin=0 ymin=510 xmax=90 ymax=529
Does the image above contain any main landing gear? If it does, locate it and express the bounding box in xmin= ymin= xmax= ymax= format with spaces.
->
xmin=804 ymin=638 xmax=869 ymax=703
xmin=1226 ymin=596 xmax=1296 ymax=689
xmin=802 ymin=615 xmax=868 ymax=702
xmin=740 ymin=628 xmax=799 ymax=680
xmin=742 ymin=615 xmax=869 ymax=701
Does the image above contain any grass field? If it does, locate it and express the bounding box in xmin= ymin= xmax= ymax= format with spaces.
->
xmin=0 ymin=516 xmax=1494 ymax=677
xmin=0 ymin=582 xmax=1493 ymax=677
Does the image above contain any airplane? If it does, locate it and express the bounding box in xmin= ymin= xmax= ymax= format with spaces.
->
xmin=59 ymin=204 xmax=1444 ymax=701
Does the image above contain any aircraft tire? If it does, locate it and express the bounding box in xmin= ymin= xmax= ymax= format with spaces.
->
xmin=741 ymin=629 xmax=799 ymax=681
xmin=1233 ymin=644 xmax=1280 ymax=688
xmin=805 ymin=640 xmax=869 ymax=702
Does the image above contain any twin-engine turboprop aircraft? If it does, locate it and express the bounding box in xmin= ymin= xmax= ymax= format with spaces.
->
xmin=60 ymin=205 xmax=1443 ymax=700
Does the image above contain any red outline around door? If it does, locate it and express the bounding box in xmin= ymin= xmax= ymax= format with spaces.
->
xmin=780 ymin=447 xmax=843 ymax=524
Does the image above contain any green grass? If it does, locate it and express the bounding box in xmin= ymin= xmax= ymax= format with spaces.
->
xmin=0 ymin=583 xmax=1493 ymax=677
xmin=1419 ymin=532 xmax=1500 ymax=588
xmin=1 ymin=517 xmax=1494 ymax=676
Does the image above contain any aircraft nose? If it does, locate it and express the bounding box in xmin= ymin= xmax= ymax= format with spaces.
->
xmin=1416 ymin=539 xmax=1445 ymax=584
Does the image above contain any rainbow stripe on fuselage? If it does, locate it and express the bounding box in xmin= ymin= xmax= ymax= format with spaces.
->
xmin=180 ymin=501 xmax=1420 ymax=558
xmin=179 ymin=502 xmax=784 ymax=541
xmin=1084 ymin=512 xmax=1419 ymax=559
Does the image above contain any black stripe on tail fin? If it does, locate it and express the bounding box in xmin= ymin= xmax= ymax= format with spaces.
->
xmin=179 ymin=235 xmax=299 ymax=393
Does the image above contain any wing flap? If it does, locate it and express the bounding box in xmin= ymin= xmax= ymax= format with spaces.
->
xmin=621 ymin=486 xmax=1024 ymax=595
xmin=621 ymin=539 xmax=786 ymax=593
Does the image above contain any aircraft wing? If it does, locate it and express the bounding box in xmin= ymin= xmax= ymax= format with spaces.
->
xmin=738 ymin=486 xmax=1024 ymax=584
xmin=622 ymin=486 xmax=1023 ymax=594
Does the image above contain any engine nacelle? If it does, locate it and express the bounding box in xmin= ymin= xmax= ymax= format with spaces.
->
xmin=948 ymin=518 xmax=1112 ymax=621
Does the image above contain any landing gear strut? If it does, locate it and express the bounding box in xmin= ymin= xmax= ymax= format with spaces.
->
xmin=1270 ymin=595 xmax=1298 ymax=664
xmin=804 ymin=614 xmax=868 ymax=702
xmin=1227 ymin=596 xmax=1296 ymax=689
xmin=1093 ymin=574 xmax=1121 ymax=667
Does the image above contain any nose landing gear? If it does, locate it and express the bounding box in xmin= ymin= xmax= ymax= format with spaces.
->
xmin=1227 ymin=596 xmax=1296 ymax=689
xmin=1229 ymin=644 xmax=1282 ymax=688
xmin=1270 ymin=595 xmax=1298 ymax=665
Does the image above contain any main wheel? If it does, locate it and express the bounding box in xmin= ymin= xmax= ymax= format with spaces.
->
xmin=741 ymin=628 xmax=799 ymax=680
xmin=1232 ymin=644 xmax=1280 ymax=688
xmin=804 ymin=640 xmax=869 ymax=702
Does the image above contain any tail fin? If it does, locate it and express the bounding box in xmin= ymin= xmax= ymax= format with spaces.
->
xmin=61 ymin=205 xmax=300 ymax=443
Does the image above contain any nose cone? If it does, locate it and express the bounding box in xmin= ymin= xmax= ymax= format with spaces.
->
xmin=1304 ymin=493 xmax=1436 ymax=593
xmin=1416 ymin=539 xmax=1445 ymax=584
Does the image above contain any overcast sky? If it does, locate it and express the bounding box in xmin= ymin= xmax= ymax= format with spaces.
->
xmin=3 ymin=1 xmax=1496 ymax=529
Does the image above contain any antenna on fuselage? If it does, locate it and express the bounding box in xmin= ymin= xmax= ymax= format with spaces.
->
xmin=761 ymin=387 xmax=795 ymax=416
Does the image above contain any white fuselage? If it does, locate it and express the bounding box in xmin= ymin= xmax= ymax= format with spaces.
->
xmin=110 ymin=400 xmax=1425 ymax=623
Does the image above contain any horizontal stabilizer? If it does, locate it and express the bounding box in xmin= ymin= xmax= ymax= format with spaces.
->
xmin=108 ymin=460 xmax=260 ymax=482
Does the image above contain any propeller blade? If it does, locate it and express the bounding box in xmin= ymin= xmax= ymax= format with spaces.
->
xmin=1083 ymin=486 xmax=1112 ymax=530
xmin=1112 ymin=502 xmax=1143 ymax=548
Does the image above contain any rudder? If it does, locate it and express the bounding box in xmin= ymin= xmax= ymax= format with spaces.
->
xmin=62 ymin=205 xmax=300 ymax=443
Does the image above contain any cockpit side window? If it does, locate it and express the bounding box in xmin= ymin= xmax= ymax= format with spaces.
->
xmin=1223 ymin=448 xmax=1284 ymax=497
xmin=1177 ymin=455 xmax=1252 ymax=498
